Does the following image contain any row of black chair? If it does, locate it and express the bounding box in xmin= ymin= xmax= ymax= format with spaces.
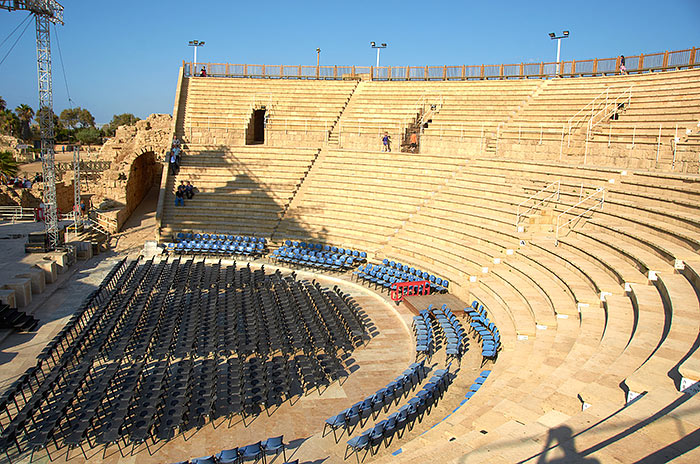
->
xmin=0 ymin=257 xmax=371 ymax=462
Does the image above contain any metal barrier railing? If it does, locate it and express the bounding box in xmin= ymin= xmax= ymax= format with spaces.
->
xmin=515 ymin=180 xmax=561 ymax=226
xmin=183 ymin=46 xmax=698 ymax=81
xmin=555 ymin=187 xmax=605 ymax=242
xmin=88 ymin=210 xmax=117 ymax=234
xmin=391 ymin=280 xmax=431 ymax=302
xmin=0 ymin=206 xmax=36 ymax=223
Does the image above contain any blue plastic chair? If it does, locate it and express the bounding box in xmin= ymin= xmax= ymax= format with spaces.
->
xmin=215 ymin=448 xmax=239 ymax=464
xmin=262 ymin=435 xmax=286 ymax=462
xmin=239 ymin=441 xmax=264 ymax=463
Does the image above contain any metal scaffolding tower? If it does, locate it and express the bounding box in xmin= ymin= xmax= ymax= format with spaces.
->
xmin=1 ymin=0 xmax=64 ymax=249
xmin=72 ymin=145 xmax=80 ymax=231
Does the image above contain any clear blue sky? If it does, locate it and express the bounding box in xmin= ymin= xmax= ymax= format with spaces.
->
xmin=1 ymin=0 xmax=699 ymax=125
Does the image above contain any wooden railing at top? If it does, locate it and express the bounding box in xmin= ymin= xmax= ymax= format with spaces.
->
xmin=183 ymin=47 xmax=698 ymax=81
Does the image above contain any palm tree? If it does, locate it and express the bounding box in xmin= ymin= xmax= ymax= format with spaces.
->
xmin=15 ymin=104 xmax=34 ymax=141
xmin=0 ymin=96 xmax=6 ymax=112
xmin=0 ymin=151 xmax=19 ymax=179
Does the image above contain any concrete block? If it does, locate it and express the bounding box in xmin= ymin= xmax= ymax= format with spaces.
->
xmin=0 ymin=289 xmax=16 ymax=308
xmin=36 ymin=261 xmax=58 ymax=284
xmin=3 ymin=278 xmax=32 ymax=307
xmin=16 ymin=269 xmax=46 ymax=295
xmin=75 ymin=241 xmax=93 ymax=261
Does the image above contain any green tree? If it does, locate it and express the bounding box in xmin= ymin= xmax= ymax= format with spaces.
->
xmin=75 ymin=127 xmax=102 ymax=145
xmin=59 ymin=107 xmax=95 ymax=130
xmin=104 ymin=113 xmax=140 ymax=136
xmin=0 ymin=109 xmax=20 ymax=137
xmin=15 ymin=104 xmax=34 ymax=141
xmin=0 ymin=151 xmax=19 ymax=178
xmin=0 ymin=96 xmax=6 ymax=112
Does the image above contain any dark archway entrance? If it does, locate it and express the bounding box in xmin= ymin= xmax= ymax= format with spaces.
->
xmin=125 ymin=151 xmax=161 ymax=218
xmin=247 ymin=108 xmax=266 ymax=144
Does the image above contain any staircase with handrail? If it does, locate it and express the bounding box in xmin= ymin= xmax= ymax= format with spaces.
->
xmin=566 ymin=86 xmax=633 ymax=159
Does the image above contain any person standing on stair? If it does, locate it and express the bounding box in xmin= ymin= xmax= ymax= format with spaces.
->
xmin=175 ymin=183 xmax=185 ymax=206
xmin=382 ymin=132 xmax=391 ymax=152
xmin=409 ymin=131 xmax=418 ymax=153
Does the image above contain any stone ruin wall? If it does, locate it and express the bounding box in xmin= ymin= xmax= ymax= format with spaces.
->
xmin=90 ymin=113 xmax=172 ymax=231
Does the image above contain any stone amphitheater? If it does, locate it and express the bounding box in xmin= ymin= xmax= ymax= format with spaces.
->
xmin=1 ymin=49 xmax=699 ymax=464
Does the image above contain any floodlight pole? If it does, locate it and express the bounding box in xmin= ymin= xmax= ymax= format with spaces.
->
xmin=188 ymin=40 xmax=205 ymax=75
xmin=370 ymin=42 xmax=387 ymax=68
xmin=549 ymin=31 xmax=569 ymax=75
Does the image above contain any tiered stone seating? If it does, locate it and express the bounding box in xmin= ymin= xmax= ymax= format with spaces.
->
xmin=413 ymin=80 xmax=540 ymax=154
xmin=160 ymin=145 xmax=319 ymax=238
xmin=588 ymin=69 xmax=700 ymax=146
xmin=181 ymin=77 xmax=356 ymax=146
xmin=332 ymin=80 xmax=538 ymax=152
xmin=273 ymin=148 xmax=462 ymax=252
xmin=369 ymin=158 xmax=700 ymax=463
xmin=495 ymin=68 xmax=700 ymax=169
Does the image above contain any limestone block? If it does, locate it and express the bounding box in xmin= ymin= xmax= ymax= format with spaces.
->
xmin=0 ymin=289 xmax=16 ymax=308
xmin=3 ymin=278 xmax=32 ymax=307
xmin=16 ymin=269 xmax=46 ymax=295
xmin=37 ymin=261 xmax=58 ymax=284
xmin=48 ymin=251 xmax=69 ymax=273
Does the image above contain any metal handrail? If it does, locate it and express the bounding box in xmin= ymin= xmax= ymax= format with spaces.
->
xmin=586 ymin=86 xmax=633 ymax=134
xmin=555 ymin=187 xmax=605 ymax=241
xmin=567 ymin=88 xmax=611 ymax=136
xmin=567 ymin=86 xmax=634 ymax=146
xmin=515 ymin=180 xmax=560 ymax=226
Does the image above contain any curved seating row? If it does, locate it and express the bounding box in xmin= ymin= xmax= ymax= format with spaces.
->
xmin=466 ymin=301 xmax=502 ymax=361
xmin=412 ymin=312 xmax=434 ymax=360
xmin=430 ymin=305 xmax=469 ymax=362
xmin=345 ymin=366 xmax=452 ymax=462
xmin=167 ymin=239 xmax=266 ymax=256
xmin=354 ymin=263 xmax=449 ymax=294
xmin=323 ymin=360 xmax=427 ymax=444
xmin=172 ymin=435 xmax=291 ymax=464
xmin=271 ymin=245 xmax=363 ymax=271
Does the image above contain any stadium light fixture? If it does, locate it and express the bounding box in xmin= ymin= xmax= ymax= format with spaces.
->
xmin=370 ymin=42 xmax=387 ymax=67
xmin=548 ymin=31 xmax=569 ymax=74
xmin=188 ymin=40 xmax=205 ymax=74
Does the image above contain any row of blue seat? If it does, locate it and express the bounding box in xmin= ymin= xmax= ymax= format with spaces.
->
xmin=354 ymin=263 xmax=449 ymax=294
xmin=467 ymin=301 xmax=501 ymax=360
xmin=176 ymin=233 xmax=267 ymax=244
xmin=171 ymin=435 xmax=290 ymax=463
xmin=412 ymin=312 xmax=434 ymax=359
xmin=381 ymin=259 xmax=451 ymax=291
xmin=283 ymin=240 xmax=363 ymax=257
xmin=430 ymin=305 xmax=468 ymax=361
xmin=345 ymin=365 xmax=452 ymax=461
xmin=165 ymin=240 xmax=266 ymax=256
xmin=271 ymin=246 xmax=363 ymax=271
xmin=323 ymin=360 xmax=427 ymax=444
xmin=464 ymin=370 xmax=492 ymax=402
